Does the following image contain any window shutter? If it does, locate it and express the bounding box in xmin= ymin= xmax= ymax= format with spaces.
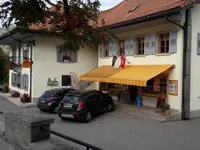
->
xmin=56 ymin=46 xmax=62 ymax=62
xmin=156 ymin=35 xmax=159 ymax=54
xmin=144 ymin=35 xmax=150 ymax=55
xmin=98 ymin=44 xmax=103 ymax=57
xmin=25 ymin=75 xmax=29 ymax=91
xmin=11 ymin=73 xmax=15 ymax=86
xmin=20 ymin=74 xmax=24 ymax=89
xmin=109 ymin=40 xmax=113 ymax=57
xmin=71 ymin=51 xmax=77 ymax=63
xmin=112 ymin=40 xmax=118 ymax=56
xmin=169 ymin=31 xmax=177 ymax=53
xmin=125 ymin=38 xmax=130 ymax=56
xmin=129 ymin=37 xmax=134 ymax=56
xmin=197 ymin=33 xmax=200 ymax=55
xmin=150 ymin=34 xmax=156 ymax=55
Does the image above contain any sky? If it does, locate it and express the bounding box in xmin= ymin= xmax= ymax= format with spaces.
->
xmin=98 ymin=0 xmax=122 ymax=10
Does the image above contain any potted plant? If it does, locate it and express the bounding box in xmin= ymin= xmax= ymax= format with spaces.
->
xmin=2 ymin=84 xmax=9 ymax=93
xmin=161 ymin=103 xmax=170 ymax=116
xmin=20 ymin=93 xmax=31 ymax=103
xmin=63 ymin=55 xmax=71 ymax=62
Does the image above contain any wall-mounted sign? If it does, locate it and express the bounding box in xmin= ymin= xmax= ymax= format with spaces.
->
xmin=169 ymin=80 xmax=178 ymax=96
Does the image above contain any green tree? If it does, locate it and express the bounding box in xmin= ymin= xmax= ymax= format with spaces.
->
xmin=0 ymin=0 xmax=114 ymax=51
xmin=0 ymin=47 xmax=9 ymax=84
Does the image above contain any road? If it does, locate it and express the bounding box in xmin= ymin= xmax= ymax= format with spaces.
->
xmin=0 ymin=96 xmax=200 ymax=150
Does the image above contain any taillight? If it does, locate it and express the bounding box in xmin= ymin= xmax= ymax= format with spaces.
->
xmin=77 ymin=102 xmax=84 ymax=110
xmin=48 ymin=99 xmax=52 ymax=102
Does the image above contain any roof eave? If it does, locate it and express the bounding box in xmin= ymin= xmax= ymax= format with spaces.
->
xmin=105 ymin=7 xmax=183 ymax=29
xmin=0 ymin=29 xmax=63 ymax=41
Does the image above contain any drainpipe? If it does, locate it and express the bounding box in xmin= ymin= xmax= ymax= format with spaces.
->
xmin=166 ymin=9 xmax=191 ymax=120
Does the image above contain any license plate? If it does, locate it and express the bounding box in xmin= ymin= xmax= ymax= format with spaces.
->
xmin=62 ymin=114 xmax=74 ymax=118
xmin=40 ymin=100 xmax=45 ymax=103
xmin=64 ymin=104 xmax=73 ymax=108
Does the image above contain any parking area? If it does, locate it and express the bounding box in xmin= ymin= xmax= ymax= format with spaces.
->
xmin=1 ymin=96 xmax=200 ymax=150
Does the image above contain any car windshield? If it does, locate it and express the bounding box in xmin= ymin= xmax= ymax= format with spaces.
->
xmin=41 ymin=91 xmax=53 ymax=98
xmin=63 ymin=95 xmax=81 ymax=103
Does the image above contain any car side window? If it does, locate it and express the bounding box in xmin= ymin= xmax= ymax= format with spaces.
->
xmin=54 ymin=91 xmax=63 ymax=97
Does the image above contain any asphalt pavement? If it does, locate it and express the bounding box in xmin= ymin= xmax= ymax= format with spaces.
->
xmin=0 ymin=96 xmax=200 ymax=150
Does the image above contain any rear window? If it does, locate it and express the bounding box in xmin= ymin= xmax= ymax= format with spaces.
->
xmin=41 ymin=91 xmax=53 ymax=98
xmin=63 ymin=96 xmax=82 ymax=103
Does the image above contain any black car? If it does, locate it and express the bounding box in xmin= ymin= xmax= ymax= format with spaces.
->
xmin=58 ymin=90 xmax=114 ymax=122
xmin=37 ymin=88 xmax=76 ymax=113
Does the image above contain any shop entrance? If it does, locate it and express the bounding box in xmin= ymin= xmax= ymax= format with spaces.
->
xmin=128 ymin=86 xmax=137 ymax=103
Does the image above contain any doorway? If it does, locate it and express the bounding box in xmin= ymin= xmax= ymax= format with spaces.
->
xmin=128 ymin=86 xmax=137 ymax=103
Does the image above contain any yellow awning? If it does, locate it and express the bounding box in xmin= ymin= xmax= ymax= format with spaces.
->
xmin=109 ymin=64 xmax=174 ymax=86
xmin=80 ymin=65 xmax=130 ymax=82
xmin=80 ymin=64 xmax=174 ymax=87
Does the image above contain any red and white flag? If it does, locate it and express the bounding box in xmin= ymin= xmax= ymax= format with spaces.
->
xmin=112 ymin=55 xmax=131 ymax=69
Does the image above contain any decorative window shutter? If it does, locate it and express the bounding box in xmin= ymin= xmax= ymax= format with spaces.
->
xmin=169 ymin=31 xmax=177 ymax=53
xmin=109 ymin=40 xmax=113 ymax=57
xmin=150 ymin=34 xmax=156 ymax=55
xmin=112 ymin=40 xmax=118 ymax=56
xmin=98 ymin=44 xmax=103 ymax=57
xmin=125 ymin=38 xmax=130 ymax=56
xmin=71 ymin=51 xmax=77 ymax=63
xmin=129 ymin=37 xmax=134 ymax=56
xmin=56 ymin=46 xmax=62 ymax=62
xmin=144 ymin=35 xmax=150 ymax=55
xmin=197 ymin=33 xmax=200 ymax=55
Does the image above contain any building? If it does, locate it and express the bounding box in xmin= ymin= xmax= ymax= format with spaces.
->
xmin=0 ymin=32 xmax=98 ymax=102
xmin=80 ymin=0 xmax=200 ymax=119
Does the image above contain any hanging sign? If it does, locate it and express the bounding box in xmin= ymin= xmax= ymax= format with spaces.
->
xmin=168 ymin=80 xmax=178 ymax=96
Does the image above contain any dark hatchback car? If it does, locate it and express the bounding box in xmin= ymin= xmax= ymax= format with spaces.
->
xmin=58 ymin=90 xmax=114 ymax=122
xmin=37 ymin=88 xmax=75 ymax=113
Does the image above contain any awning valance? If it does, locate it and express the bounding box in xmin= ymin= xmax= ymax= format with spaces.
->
xmin=80 ymin=64 xmax=174 ymax=87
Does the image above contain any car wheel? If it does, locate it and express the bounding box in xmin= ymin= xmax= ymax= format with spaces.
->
xmin=58 ymin=114 xmax=65 ymax=120
xmin=84 ymin=112 xmax=92 ymax=123
xmin=54 ymin=106 xmax=59 ymax=114
xmin=107 ymin=103 xmax=114 ymax=112
xmin=40 ymin=108 xmax=45 ymax=112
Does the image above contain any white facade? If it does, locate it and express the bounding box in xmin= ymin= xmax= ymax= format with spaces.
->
xmin=98 ymin=23 xmax=184 ymax=111
xmin=8 ymin=36 xmax=98 ymax=102
xmin=31 ymin=37 xmax=98 ymax=100
xmin=190 ymin=3 xmax=200 ymax=115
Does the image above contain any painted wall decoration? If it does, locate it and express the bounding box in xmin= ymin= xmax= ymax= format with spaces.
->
xmin=168 ymin=80 xmax=178 ymax=96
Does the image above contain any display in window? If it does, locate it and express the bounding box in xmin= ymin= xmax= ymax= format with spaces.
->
xmin=168 ymin=80 xmax=178 ymax=96
xmin=153 ymin=79 xmax=160 ymax=92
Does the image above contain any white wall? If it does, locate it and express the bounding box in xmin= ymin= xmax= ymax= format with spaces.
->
xmin=190 ymin=4 xmax=200 ymax=111
xmin=32 ymin=37 xmax=98 ymax=98
xmin=98 ymin=23 xmax=184 ymax=111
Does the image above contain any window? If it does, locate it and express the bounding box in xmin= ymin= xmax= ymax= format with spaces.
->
xmin=62 ymin=75 xmax=71 ymax=86
xmin=12 ymin=48 xmax=17 ymax=61
xmin=11 ymin=73 xmax=21 ymax=88
xmin=57 ymin=46 xmax=77 ymax=63
xmin=158 ymin=33 xmax=169 ymax=53
xmin=136 ymin=37 xmax=144 ymax=55
xmin=103 ymin=42 xmax=109 ymax=57
xmin=22 ymin=74 xmax=29 ymax=91
xmin=23 ymin=50 xmax=29 ymax=59
xmin=119 ymin=40 xmax=125 ymax=55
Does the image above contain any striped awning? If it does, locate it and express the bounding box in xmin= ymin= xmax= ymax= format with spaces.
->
xmin=80 ymin=64 xmax=174 ymax=87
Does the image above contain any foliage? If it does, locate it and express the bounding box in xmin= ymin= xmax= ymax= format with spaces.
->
xmin=0 ymin=0 xmax=115 ymax=51
xmin=0 ymin=47 xmax=9 ymax=84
